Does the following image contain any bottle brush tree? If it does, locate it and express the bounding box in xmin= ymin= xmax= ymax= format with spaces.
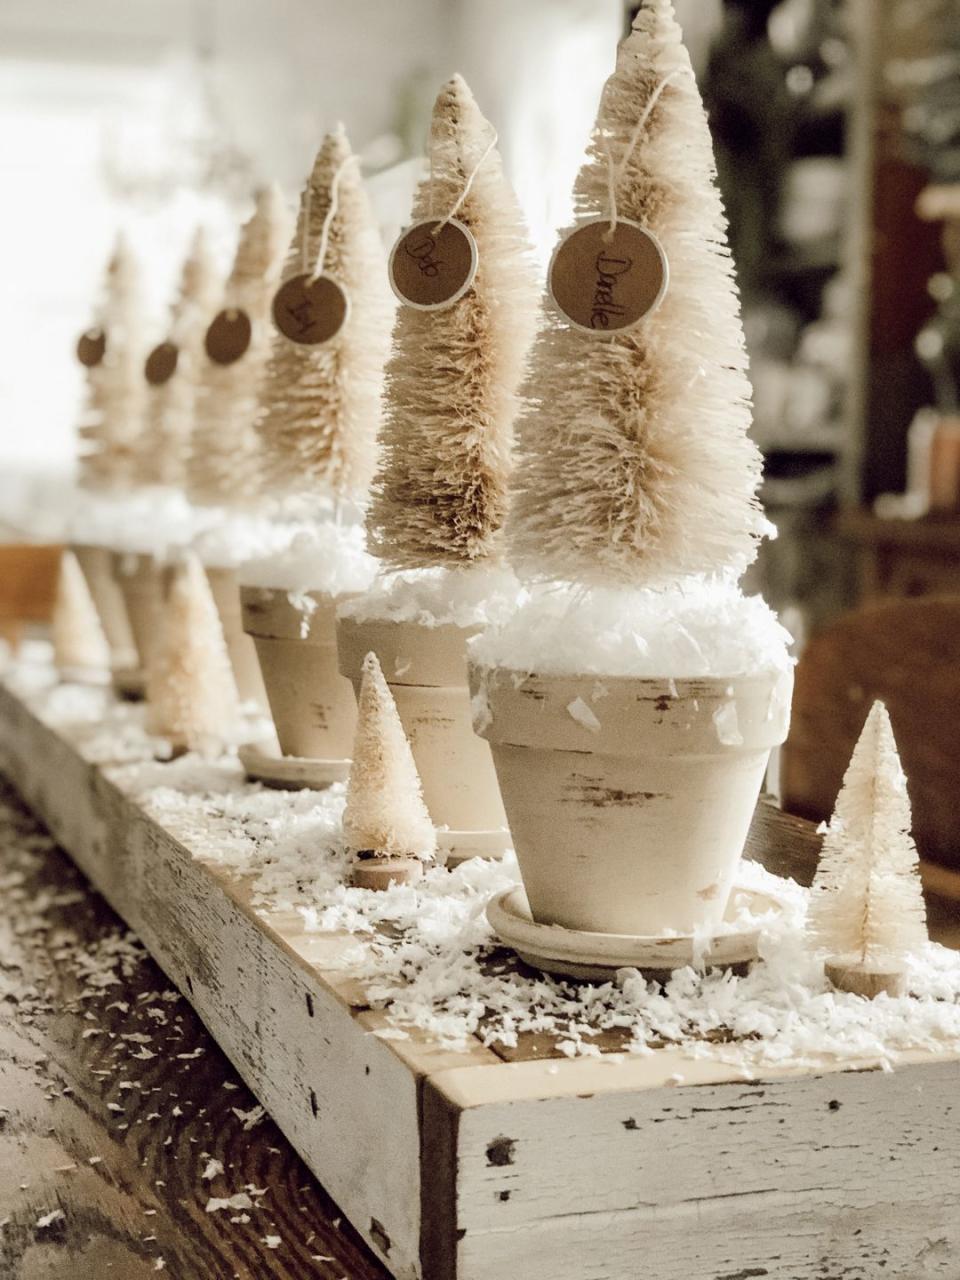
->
xmin=507 ymin=0 xmax=768 ymax=587
xmin=188 ymin=185 xmax=291 ymax=508
xmin=367 ymin=74 xmax=538 ymax=571
xmin=77 ymin=232 xmax=148 ymax=493
xmin=257 ymin=126 xmax=391 ymax=506
xmin=140 ymin=228 xmax=222 ymax=491
xmin=808 ymin=700 xmax=929 ymax=998
xmin=343 ymin=652 xmax=436 ymax=889
xmin=146 ymin=553 xmax=240 ymax=755
xmin=52 ymin=549 xmax=110 ymax=678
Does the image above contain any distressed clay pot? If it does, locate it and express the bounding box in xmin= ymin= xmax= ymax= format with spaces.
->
xmin=468 ymin=665 xmax=794 ymax=936
xmin=71 ymin=543 xmax=137 ymax=674
xmin=240 ymin=586 xmax=357 ymax=762
xmin=204 ymin=566 xmax=269 ymax=711
xmin=112 ymin=551 xmax=164 ymax=680
xmin=337 ymin=617 xmax=509 ymax=863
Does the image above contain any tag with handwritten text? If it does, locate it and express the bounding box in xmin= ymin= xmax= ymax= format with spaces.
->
xmin=388 ymin=217 xmax=478 ymax=311
xmin=272 ymin=273 xmax=350 ymax=345
xmin=204 ymin=309 xmax=252 ymax=365
xmin=76 ymin=328 xmax=106 ymax=367
xmin=548 ymin=217 xmax=668 ymax=335
xmin=144 ymin=341 xmax=179 ymax=385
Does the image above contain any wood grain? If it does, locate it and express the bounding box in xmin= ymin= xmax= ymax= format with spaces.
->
xmin=0 ymin=776 xmax=388 ymax=1280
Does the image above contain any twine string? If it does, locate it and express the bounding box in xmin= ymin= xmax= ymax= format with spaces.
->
xmin=311 ymin=154 xmax=357 ymax=280
xmin=426 ymin=129 xmax=498 ymax=233
xmin=604 ymin=68 xmax=690 ymax=238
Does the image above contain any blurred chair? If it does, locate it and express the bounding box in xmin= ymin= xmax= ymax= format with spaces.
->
xmin=0 ymin=544 xmax=62 ymax=650
xmin=781 ymin=595 xmax=960 ymax=943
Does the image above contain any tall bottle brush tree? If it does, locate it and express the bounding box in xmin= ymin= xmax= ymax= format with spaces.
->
xmin=140 ymin=228 xmax=223 ymax=491
xmin=257 ymin=127 xmax=391 ymax=507
xmin=507 ymin=0 xmax=767 ymax=587
xmin=188 ymin=186 xmax=291 ymax=508
xmin=368 ymin=75 xmax=538 ymax=571
xmin=808 ymin=701 xmax=929 ymax=998
xmin=77 ymin=233 xmax=148 ymax=493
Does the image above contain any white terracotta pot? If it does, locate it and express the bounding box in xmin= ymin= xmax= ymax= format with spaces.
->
xmin=112 ymin=551 xmax=163 ymax=674
xmin=468 ymin=664 xmax=793 ymax=936
xmin=205 ymin=566 xmax=269 ymax=711
xmin=71 ymin=543 xmax=137 ymax=673
xmin=337 ymin=617 xmax=509 ymax=860
xmin=240 ymin=586 xmax=356 ymax=760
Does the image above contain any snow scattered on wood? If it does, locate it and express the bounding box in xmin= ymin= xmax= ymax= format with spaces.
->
xmin=35 ymin=1209 xmax=65 ymax=1229
xmin=206 ymin=1192 xmax=255 ymax=1213
xmin=17 ymin=651 xmax=960 ymax=1074
xmin=469 ymin=576 xmax=793 ymax=678
xmin=566 ymin=697 xmax=601 ymax=732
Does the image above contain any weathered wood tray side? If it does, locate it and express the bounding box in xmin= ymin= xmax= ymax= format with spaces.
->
xmin=2 ymin=680 xmax=960 ymax=1280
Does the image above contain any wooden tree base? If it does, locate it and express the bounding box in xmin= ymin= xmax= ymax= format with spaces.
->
xmin=825 ymin=957 xmax=908 ymax=998
xmin=351 ymin=853 xmax=424 ymax=890
xmin=1 ymin=678 xmax=959 ymax=1280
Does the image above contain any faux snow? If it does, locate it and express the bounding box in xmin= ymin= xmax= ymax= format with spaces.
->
xmin=239 ymin=522 xmax=377 ymax=596
xmin=469 ymin=576 xmax=794 ymax=678
xmin=337 ymin=564 xmax=525 ymax=629
xmin=190 ymin=510 xmax=306 ymax=572
xmin=67 ymin=486 xmax=203 ymax=559
xmin=12 ymin=650 xmax=960 ymax=1075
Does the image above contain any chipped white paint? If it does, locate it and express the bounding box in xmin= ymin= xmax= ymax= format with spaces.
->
xmin=2 ymin=679 xmax=960 ymax=1280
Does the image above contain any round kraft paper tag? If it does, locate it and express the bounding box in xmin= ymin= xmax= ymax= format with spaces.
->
xmin=388 ymin=217 xmax=478 ymax=311
xmin=144 ymin=341 xmax=179 ymax=385
xmin=204 ymin=308 xmax=252 ymax=365
xmin=76 ymin=327 xmax=107 ymax=367
xmin=548 ymin=216 xmax=668 ymax=335
xmin=272 ymin=273 xmax=350 ymax=345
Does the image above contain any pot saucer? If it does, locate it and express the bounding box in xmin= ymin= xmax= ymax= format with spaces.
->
xmin=238 ymin=739 xmax=350 ymax=790
xmin=486 ymin=883 xmax=787 ymax=981
xmin=437 ymin=827 xmax=511 ymax=867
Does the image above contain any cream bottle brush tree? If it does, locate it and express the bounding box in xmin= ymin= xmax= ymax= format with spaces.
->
xmin=343 ymin=652 xmax=436 ymax=889
xmin=808 ymin=701 xmax=929 ymax=998
xmin=146 ymin=554 xmax=240 ymax=756
xmin=367 ymin=74 xmax=538 ymax=570
xmin=52 ymin=549 xmax=110 ymax=679
xmin=188 ymin=185 xmax=291 ymax=509
xmin=77 ymin=232 xmax=148 ymax=493
xmin=257 ymin=126 xmax=391 ymax=508
xmin=139 ymin=228 xmax=223 ymax=492
xmin=507 ymin=0 xmax=768 ymax=588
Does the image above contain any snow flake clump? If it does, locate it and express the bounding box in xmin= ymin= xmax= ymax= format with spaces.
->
xmin=337 ymin=564 xmax=524 ymax=629
xmin=469 ymin=576 xmax=793 ymax=678
xmin=239 ymin=522 xmax=377 ymax=595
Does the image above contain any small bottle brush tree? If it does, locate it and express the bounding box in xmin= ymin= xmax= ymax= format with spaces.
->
xmin=77 ymin=233 xmax=148 ymax=493
xmin=257 ymin=126 xmax=391 ymax=507
xmin=507 ymin=0 xmax=767 ymax=587
xmin=343 ymin=652 xmax=436 ymax=889
xmin=808 ymin=701 xmax=929 ymax=998
xmin=146 ymin=554 xmax=240 ymax=756
xmin=188 ymin=186 xmax=291 ymax=508
xmin=52 ymin=550 xmax=110 ymax=679
xmin=367 ymin=74 xmax=538 ymax=571
xmin=140 ymin=228 xmax=222 ymax=491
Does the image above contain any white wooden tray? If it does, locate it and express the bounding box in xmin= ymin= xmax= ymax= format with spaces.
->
xmin=1 ymin=678 xmax=958 ymax=1280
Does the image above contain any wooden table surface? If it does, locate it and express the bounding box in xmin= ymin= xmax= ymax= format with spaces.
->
xmin=1 ymin=765 xmax=956 ymax=1280
xmin=0 ymin=775 xmax=389 ymax=1280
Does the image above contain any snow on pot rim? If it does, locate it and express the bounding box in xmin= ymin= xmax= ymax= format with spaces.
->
xmin=466 ymin=576 xmax=794 ymax=681
xmin=237 ymin=521 xmax=377 ymax=596
xmin=335 ymin=564 xmax=525 ymax=631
